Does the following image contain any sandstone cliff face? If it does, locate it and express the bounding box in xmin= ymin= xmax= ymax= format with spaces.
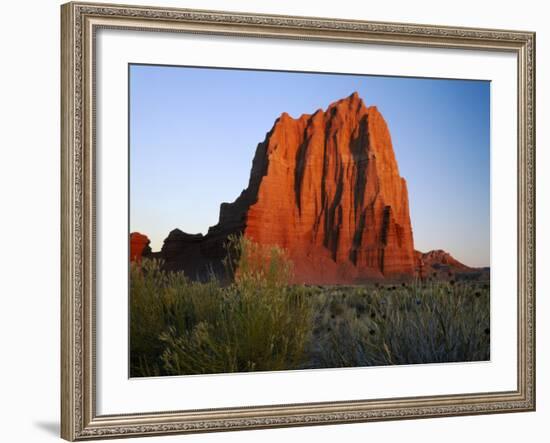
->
xmin=201 ymin=92 xmax=415 ymax=283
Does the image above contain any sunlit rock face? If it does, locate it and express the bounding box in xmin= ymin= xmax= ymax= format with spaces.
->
xmin=204 ymin=92 xmax=416 ymax=284
xmin=130 ymin=232 xmax=151 ymax=262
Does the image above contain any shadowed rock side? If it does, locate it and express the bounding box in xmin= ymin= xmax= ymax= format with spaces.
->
xmin=155 ymin=92 xmax=417 ymax=284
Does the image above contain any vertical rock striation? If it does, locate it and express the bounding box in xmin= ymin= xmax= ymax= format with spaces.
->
xmin=203 ymin=92 xmax=416 ymax=283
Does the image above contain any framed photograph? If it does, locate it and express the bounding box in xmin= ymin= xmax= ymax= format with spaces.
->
xmin=61 ymin=1 xmax=536 ymax=440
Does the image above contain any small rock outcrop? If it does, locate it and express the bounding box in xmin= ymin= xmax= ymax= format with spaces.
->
xmin=415 ymin=249 xmax=471 ymax=271
xmin=415 ymin=249 xmax=489 ymax=281
xmin=130 ymin=232 xmax=151 ymax=262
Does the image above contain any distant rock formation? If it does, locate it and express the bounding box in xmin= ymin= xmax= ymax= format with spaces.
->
xmin=415 ymin=249 xmax=489 ymax=281
xmin=150 ymin=93 xmax=418 ymax=284
xmin=130 ymin=232 xmax=151 ymax=262
xmin=415 ymin=249 xmax=471 ymax=271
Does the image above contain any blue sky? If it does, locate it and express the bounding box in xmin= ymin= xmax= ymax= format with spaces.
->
xmin=130 ymin=64 xmax=490 ymax=267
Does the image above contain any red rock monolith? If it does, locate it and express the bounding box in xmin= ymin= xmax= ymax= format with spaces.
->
xmin=205 ymin=92 xmax=416 ymax=283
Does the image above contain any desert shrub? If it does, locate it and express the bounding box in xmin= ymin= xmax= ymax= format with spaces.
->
xmin=160 ymin=281 xmax=312 ymax=374
xmin=130 ymin=236 xmax=313 ymax=376
xmin=223 ymin=234 xmax=294 ymax=287
xmin=129 ymin=258 xmax=187 ymax=376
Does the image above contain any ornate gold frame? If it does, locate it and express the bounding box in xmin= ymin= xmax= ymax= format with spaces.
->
xmin=61 ymin=2 xmax=536 ymax=440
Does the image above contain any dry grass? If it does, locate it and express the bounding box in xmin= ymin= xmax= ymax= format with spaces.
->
xmin=307 ymin=281 xmax=490 ymax=368
xmin=130 ymin=237 xmax=490 ymax=377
